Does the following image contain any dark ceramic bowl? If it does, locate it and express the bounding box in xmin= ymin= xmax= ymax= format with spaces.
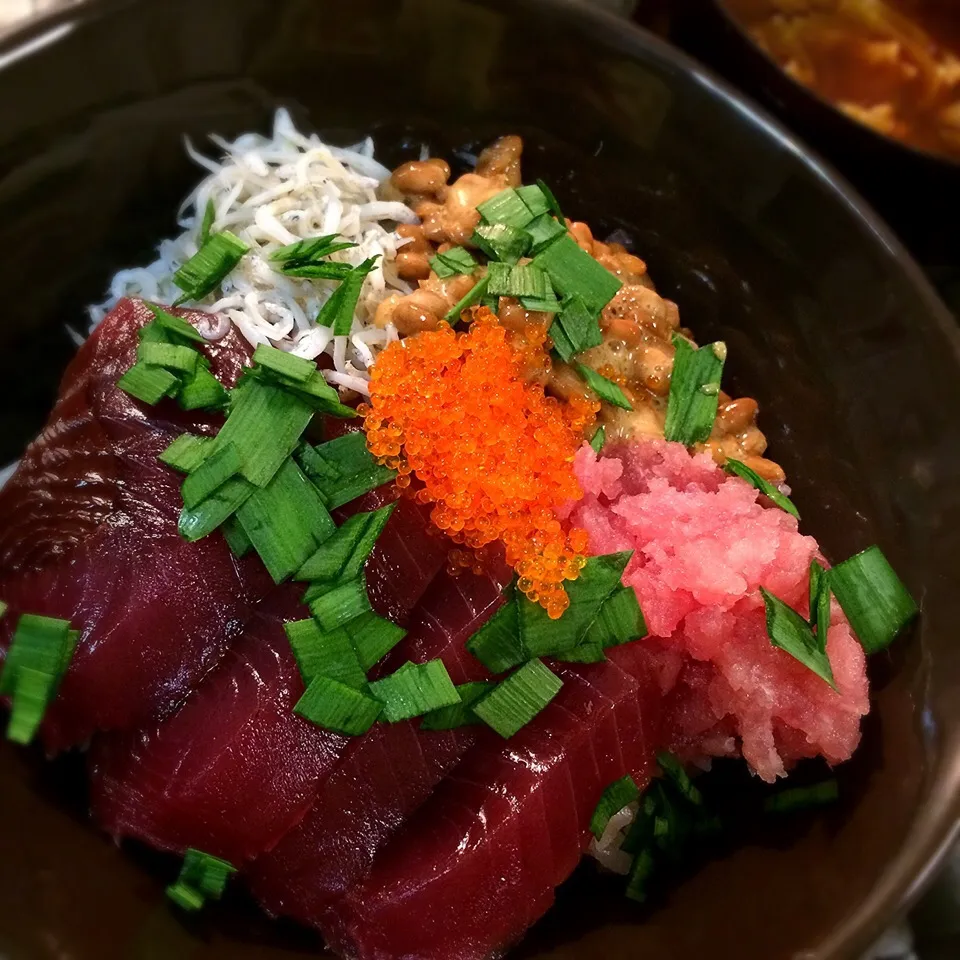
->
xmin=0 ymin=1 xmax=958 ymax=959
xmin=670 ymin=0 xmax=960 ymax=270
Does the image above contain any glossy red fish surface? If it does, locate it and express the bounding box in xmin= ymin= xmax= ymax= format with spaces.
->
xmin=327 ymin=642 xmax=662 ymax=960
xmin=0 ymin=299 xmax=270 ymax=751
xmin=247 ymin=562 xmax=512 ymax=927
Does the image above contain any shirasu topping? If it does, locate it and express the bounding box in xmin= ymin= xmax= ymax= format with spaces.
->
xmin=87 ymin=108 xmax=418 ymax=395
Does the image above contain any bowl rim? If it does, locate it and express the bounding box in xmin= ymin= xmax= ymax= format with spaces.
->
xmin=710 ymin=0 xmax=960 ymax=171
xmin=0 ymin=0 xmax=958 ymax=957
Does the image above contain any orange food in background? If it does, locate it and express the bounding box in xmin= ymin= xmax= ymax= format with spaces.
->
xmin=362 ymin=308 xmax=598 ymax=618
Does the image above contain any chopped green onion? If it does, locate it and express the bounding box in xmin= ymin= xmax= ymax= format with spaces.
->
xmin=429 ymin=246 xmax=479 ymax=278
xmin=137 ymin=341 xmax=200 ymax=375
xmin=724 ymin=458 xmax=798 ymax=519
xmin=552 ymin=294 xmax=604 ymax=362
xmin=315 ymin=257 xmax=380 ymax=337
xmin=295 ymin=675 xmax=382 ymax=735
xmin=245 ymin=366 xmax=354 ymax=418
xmin=520 ymin=552 xmax=634 ymax=661
xmin=549 ymin=321 xmax=576 ymax=364
xmin=465 ymin=589 xmax=524 ymax=673
xmin=554 ymin=640 xmax=606 ymax=664
xmin=212 ymin=380 xmax=314 ymax=487
xmin=221 ymin=516 xmax=252 ymax=557
xmin=525 ymin=213 xmax=566 ymax=257
xmin=763 ymin=779 xmax=839 ymax=814
xmin=252 ymin=344 xmax=317 ymax=384
xmin=519 ymin=296 xmax=561 ymax=314
xmin=345 ymin=612 xmax=407 ymax=672
xmin=590 ymin=426 xmax=605 ymax=453
xmin=178 ymin=475 xmax=255 ymax=542
xmin=477 ymin=188 xmax=536 ymax=228
xmin=117 ymin=363 xmax=180 ymax=405
xmin=535 ymin=178 xmax=565 ymax=224
xmin=809 ymin=560 xmax=831 ymax=638
xmin=590 ymin=774 xmax=640 ymax=839
xmin=657 ymin=752 xmax=703 ymax=805
xmin=473 ymin=658 xmax=562 ymax=738
xmin=0 ymin=614 xmax=78 ymax=744
xmin=621 ymin=793 xmax=658 ymax=856
xmin=198 ymin=200 xmax=216 ymax=248
xmin=829 ymin=546 xmax=918 ymax=654
xmin=296 ymin=503 xmax=395 ymax=583
xmin=445 ymin=275 xmax=490 ymax=324
xmin=270 ymin=234 xmax=357 ymax=267
xmin=160 ymin=434 xmax=213 ymax=473
xmin=279 ymin=261 xmax=355 ymax=281
xmin=419 ymin=681 xmax=494 ymax=731
xmin=173 ymin=231 xmax=249 ymax=304
xmin=532 ymin=235 xmax=622 ymax=317
xmin=516 ymin=184 xmax=551 ymax=219
xmin=761 ymin=588 xmax=836 ymax=688
xmin=284 ymin=618 xmax=367 ymax=690
xmin=297 ymin=432 xmax=396 ymax=510
xmin=308 ymin=576 xmax=371 ymax=631
xmin=583 ymin=585 xmax=647 ymax=649
xmin=663 ymin=337 xmax=726 ymax=446
xmin=367 ymin=659 xmax=461 ymax=723
xmin=181 ymin=443 xmax=241 ymax=510
xmin=166 ymin=848 xmax=236 ymax=913
xmin=178 ymin=366 xmax=230 ymax=412
xmin=236 ymin=458 xmax=335 ymax=583
xmin=625 ymin=847 xmax=656 ymax=903
xmin=486 ymin=262 xmax=552 ymax=300
xmin=146 ymin=303 xmax=205 ymax=344
xmin=472 ymin=223 xmax=531 ymax=264
xmin=575 ymin=363 xmax=633 ymax=411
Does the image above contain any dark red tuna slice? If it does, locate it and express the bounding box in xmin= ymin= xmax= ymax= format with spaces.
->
xmin=88 ymin=585 xmax=353 ymax=863
xmin=328 ymin=643 xmax=662 ymax=960
xmin=247 ymin=562 xmax=511 ymax=926
xmin=0 ymin=299 xmax=270 ymax=751
xmin=86 ymin=513 xmax=458 ymax=865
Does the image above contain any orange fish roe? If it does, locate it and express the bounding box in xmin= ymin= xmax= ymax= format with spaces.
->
xmin=362 ymin=308 xmax=598 ymax=618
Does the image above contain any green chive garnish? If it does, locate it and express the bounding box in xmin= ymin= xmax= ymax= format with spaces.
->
xmin=472 ymin=658 xmax=562 ymax=739
xmin=296 ymin=433 xmax=396 ymax=510
xmin=472 ymin=223 xmax=531 ymax=265
xmin=0 ymin=614 xmax=78 ymax=744
xmin=582 ymin=585 xmax=647 ymax=650
xmin=146 ymin=303 xmax=205 ymax=344
xmin=763 ymin=779 xmax=839 ymax=814
xmin=296 ymin=503 xmax=395 ymax=583
xmin=221 ymin=515 xmax=252 ymax=558
xmin=809 ymin=560 xmax=831 ymax=639
xmin=173 ymin=231 xmax=249 ymax=304
xmin=117 ymin=363 xmax=180 ymax=405
xmin=477 ymin=188 xmax=537 ymax=229
xmin=590 ymin=426 xmax=606 ymax=453
xmin=486 ymin=262 xmax=553 ymax=300
xmin=532 ymin=235 xmax=622 ymax=317
xmin=575 ymin=363 xmax=633 ymax=410
xmin=724 ymin=458 xmax=798 ymax=519
xmin=419 ymin=681 xmax=494 ymax=731
xmin=270 ymin=234 xmax=357 ymax=269
xmin=367 ymin=660 xmax=461 ymax=723
xmin=160 ymin=434 xmax=214 ymax=473
xmin=198 ymin=199 xmax=217 ymax=249
xmin=516 ymin=184 xmax=551 ymax=219
xmin=535 ymin=178 xmax=565 ymax=224
xmin=294 ymin=675 xmax=382 ymax=735
xmin=761 ymin=588 xmax=836 ymax=688
xmin=829 ymin=546 xmax=918 ymax=654
xmin=465 ymin=588 xmax=524 ymax=673
xmin=236 ymin=458 xmax=335 ymax=583
xmin=525 ymin=213 xmax=566 ymax=257
xmin=590 ymin=775 xmax=641 ymax=839
xmin=181 ymin=442 xmax=242 ymax=510
xmin=345 ymin=612 xmax=407 ymax=672
xmin=307 ymin=576 xmax=371 ymax=631
xmin=252 ymin=344 xmax=316 ymax=384
xmin=663 ymin=337 xmax=726 ymax=446
xmin=137 ymin=341 xmax=200 ymax=375
xmin=656 ymin=752 xmax=703 ymax=806
xmin=429 ymin=246 xmax=479 ymax=278
xmin=284 ymin=618 xmax=367 ymax=690
xmin=166 ymin=848 xmax=236 ymax=913
xmin=445 ymin=275 xmax=491 ymax=324
xmin=178 ymin=475 xmax=255 ymax=542
xmin=177 ymin=366 xmax=230 ymax=411
xmin=315 ymin=257 xmax=380 ymax=336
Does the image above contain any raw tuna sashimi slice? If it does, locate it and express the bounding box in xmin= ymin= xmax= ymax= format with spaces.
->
xmin=328 ymin=642 xmax=662 ymax=960
xmin=88 ymin=586 xmax=351 ymax=864
xmin=247 ymin=562 xmax=511 ymax=926
xmin=87 ymin=510 xmax=457 ymax=864
xmin=0 ymin=298 xmax=271 ymax=751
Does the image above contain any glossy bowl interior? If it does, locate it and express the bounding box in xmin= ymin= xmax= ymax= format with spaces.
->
xmin=0 ymin=1 xmax=959 ymax=958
